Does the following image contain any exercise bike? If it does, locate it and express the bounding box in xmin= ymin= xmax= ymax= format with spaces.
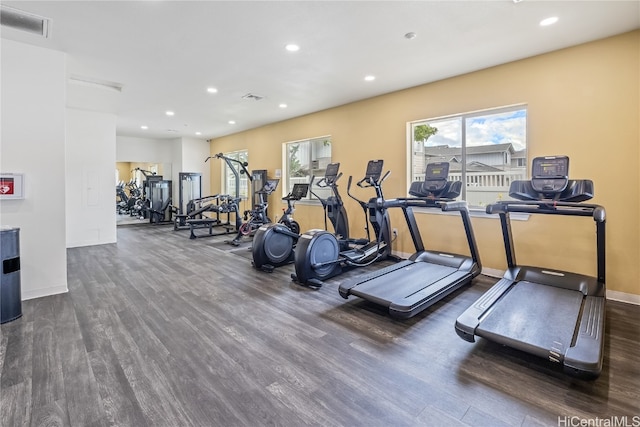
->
xmin=251 ymin=182 xmax=310 ymax=272
xmin=229 ymin=179 xmax=279 ymax=246
xmin=291 ymin=160 xmax=393 ymax=288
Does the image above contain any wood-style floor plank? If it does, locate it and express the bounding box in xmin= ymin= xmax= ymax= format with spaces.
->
xmin=1 ymin=224 xmax=638 ymax=426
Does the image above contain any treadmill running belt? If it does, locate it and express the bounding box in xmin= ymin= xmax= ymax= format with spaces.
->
xmin=350 ymin=262 xmax=457 ymax=304
xmin=478 ymin=281 xmax=583 ymax=355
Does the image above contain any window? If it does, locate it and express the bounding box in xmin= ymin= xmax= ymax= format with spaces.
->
xmin=283 ymin=136 xmax=332 ymax=200
xmin=409 ymin=105 xmax=527 ymax=208
xmin=222 ymin=149 xmax=249 ymax=199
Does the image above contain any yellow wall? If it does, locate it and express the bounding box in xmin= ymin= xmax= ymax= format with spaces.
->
xmin=116 ymin=162 xmax=131 ymax=183
xmin=210 ymin=31 xmax=640 ymax=296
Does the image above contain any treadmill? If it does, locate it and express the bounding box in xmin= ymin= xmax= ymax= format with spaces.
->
xmin=455 ymin=156 xmax=606 ymax=379
xmin=338 ymin=162 xmax=482 ymax=319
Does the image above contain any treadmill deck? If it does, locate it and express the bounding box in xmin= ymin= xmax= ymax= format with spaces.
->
xmin=344 ymin=260 xmax=476 ymax=317
xmin=477 ymin=281 xmax=583 ymax=358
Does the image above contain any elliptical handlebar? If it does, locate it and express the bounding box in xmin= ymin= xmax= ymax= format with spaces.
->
xmin=349 ymin=169 xmax=389 ymax=204
xmin=315 ymin=172 xmax=342 ymax=189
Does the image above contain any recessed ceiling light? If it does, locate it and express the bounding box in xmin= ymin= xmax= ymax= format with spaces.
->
xmin=141 ymin=125 xmax=148 ymax=130
xmin=279 ymin=103 xmax=288 ymax=108
xmin=404 ymin=32 xmax=417 ymax=40
xmin=540 ymin=16 xmax=558 ymax=26
xmin=166 ymin=111 xmax=175 ymax=116
xmin=364 ymin=75 xmax=376 ymax=82
xmin=228 ymin=120 xmax=236 ymax=125
xmin=207 ymin=87 xmax=218 ymax=94
xmin=195 ymin=132 xmax=202 ymax=135
xmin=285 ymin=44 xmax=300 ymax=52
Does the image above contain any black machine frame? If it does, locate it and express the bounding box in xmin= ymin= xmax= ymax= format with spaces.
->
xmin=455 ymin=155 xmax=606 ymax=379
xmin=184 ymin=153 xmax=250 ymax=238
xmin=292 ymin=160 xmax=393 ymax=288
xmin=177 ymin=172 xmax=202 ymax=216
xmin=148 ymin=179 xmax=173 ymax=224
xmin=338 ymin=161 xmax=481 ymax=319
xmin=251 ymin=182 xmax=310 ymax=272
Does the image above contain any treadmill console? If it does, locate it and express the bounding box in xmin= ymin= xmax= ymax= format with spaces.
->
xmin=409 ymin=162 xmax=461 ymax=199
xmin=324 ymin=163 xmax=340 ymax=185
xmin=364 ymin=159 xmax=384 ymax=182
xmin=531 ymin=156 xmax=569 ymax=195
xmin=509 ymin=155 xmax=593 ymax=202
xmin=423 ymin=162 xmax=450 ymax=193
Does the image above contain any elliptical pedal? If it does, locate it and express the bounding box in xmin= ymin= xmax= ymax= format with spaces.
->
xmin=291 ymin=273 xmax=323 ymax=289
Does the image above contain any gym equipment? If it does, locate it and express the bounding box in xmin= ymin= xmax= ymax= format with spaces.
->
xmin=187 ymin=195 xmax=241 ymax=239
xmin=1 ymin=226 xmax=22 ymax=324
xmin=251 ymin=169 xmax=268 ymax=209
xmin=147 ymin=179 xmax=172 ymax=224
xmin=455 ymin=156 xmax=606 ymax=379
xmin=229 ymin=178 xmax=279 ymax=246
xmin=116 ymin=181 xmax=129 ymax=213
xmin=175 ymin=172 xmax=202 ymax=217
xmin=292 ymin=160 xmax=392 ymax=288
xmin=251 ymin=183 xmax=309 ymax=272
xmin=116 ymin=179 xmax=144 ymax=216
xmin=185 ymin=153 xmax=249 ymax=238
xmin=338 ymin=161 xmax=481 ymax=319
xmin=174 ymin=194 xmax=221 ymax=230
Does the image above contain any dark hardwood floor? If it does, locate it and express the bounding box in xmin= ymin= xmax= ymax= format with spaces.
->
xmin=2 ymin=224 xmax=639 ymax=426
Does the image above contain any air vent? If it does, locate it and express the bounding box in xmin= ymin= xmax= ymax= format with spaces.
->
xmin=0 ymin=5 xmax=51 ymax=38
xmin=241 ymin=93 xmax=264 ymax=101
xmin=69 ymin=75 xmax=123 ymax=92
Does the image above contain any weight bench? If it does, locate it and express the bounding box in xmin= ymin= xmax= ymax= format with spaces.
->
xmin=186 ymin=218 xmax=223 ymax=239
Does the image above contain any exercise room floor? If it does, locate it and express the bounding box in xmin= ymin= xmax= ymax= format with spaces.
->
xmin=1 ymin=225 xmax=639 ymax=426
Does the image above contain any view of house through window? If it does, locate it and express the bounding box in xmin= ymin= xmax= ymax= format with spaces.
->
xmin=223 ymin=150 xmax=249 ymax=199
xmin=284 ymin=136 xmax=332 ymax=200
xmin=410 ymin=106 xmax=527 ymax=207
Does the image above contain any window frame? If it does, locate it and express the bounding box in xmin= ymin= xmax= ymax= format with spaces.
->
xmin=221 ymin=149 xmax=250 ymax=200
xmin=407 ymin=104 xmax=528 ymax=210
xmin=282 ymin=135 xmax=332 ymax=201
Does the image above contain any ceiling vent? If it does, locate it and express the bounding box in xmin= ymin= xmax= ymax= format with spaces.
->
xmin=241 ymin=93 xmax=264 ymax=101
xmin=69 ymin=74 xmax=123 ymax=92
xmin=0 ymin=5 xmax=51 ymax=38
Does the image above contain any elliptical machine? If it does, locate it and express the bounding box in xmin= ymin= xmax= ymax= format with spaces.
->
xmin=251 ymin=183 xmax=310 ymax=272
xmin=292 ymin=160 xmax=393 ymax=288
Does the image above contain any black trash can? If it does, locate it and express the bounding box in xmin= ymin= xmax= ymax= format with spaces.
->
xmin=1 ymin=226 xmax=22 ymax=324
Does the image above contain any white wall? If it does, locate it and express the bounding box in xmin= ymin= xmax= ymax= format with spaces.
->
xmin=0 ymin=39 xmax=68 ymax=299
xmin=181 ymin=137 xmax=211 ymax=196
xmin=116 ymin=136 xmax=176 ymax=163
xmin=66 ymin=108 xmax=117 ymax=247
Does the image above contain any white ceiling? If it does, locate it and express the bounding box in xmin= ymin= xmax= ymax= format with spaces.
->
xmin=2 ymin=1 xmax=639 ymax=140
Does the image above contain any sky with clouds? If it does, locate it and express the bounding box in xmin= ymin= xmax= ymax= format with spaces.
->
xmin=422 ymin=109 xmax=526 ymax=152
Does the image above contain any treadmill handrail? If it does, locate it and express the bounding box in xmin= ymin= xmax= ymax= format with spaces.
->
xmin=378 ymin=197 xmax=480 ymax=265
xmin=490 ymin=201 xmax=606 ymax=284
xmin=487 ymin=200 xmax=606 ymax=222
xmin=380 ymin=197 xmax=457 ymax=210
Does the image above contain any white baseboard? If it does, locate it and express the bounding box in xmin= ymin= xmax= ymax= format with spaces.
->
xmin=606 ymin=290 xmax=640 ymax=305
xmin=22 ymin=285 xmax=68 ymax=301
xmin=480 ymin=267 xmax=503 ymax=278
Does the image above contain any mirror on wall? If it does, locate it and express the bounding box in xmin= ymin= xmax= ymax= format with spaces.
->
xmin=115 ymin=162 xmax=172 ymax=225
